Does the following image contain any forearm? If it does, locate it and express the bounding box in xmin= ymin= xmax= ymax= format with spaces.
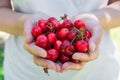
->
xmin=92 ymin=1 xmax=120 ymax=30
xmin=0 ymin=8 xmax=30 ymax=35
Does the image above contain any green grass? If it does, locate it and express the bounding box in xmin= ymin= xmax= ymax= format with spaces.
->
xmin=0 ymin=32 xmax=5 ymax=80
xmin=0 ymin=48 xmax=4 ymax=80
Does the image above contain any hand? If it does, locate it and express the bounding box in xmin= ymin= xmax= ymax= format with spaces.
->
xmin=23 ymin=13 xmax=61 ymax=72
xmin=61 ymin=62 xmax=85 ymax=72
xmin=62 ymin=13 xmax=104 ymax=72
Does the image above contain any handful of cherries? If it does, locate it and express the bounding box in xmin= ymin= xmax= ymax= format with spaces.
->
xmin=32 ymin=14 xmax=91 ymax=65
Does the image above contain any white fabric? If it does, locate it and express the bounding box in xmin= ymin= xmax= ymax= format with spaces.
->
xmin=4 ymin=0 xmax=119 ymax=80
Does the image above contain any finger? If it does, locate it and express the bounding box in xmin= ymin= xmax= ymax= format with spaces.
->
xmin=89 ymin=48 xmax=99 ymax=61
xmin=62 ymin=62 xmax=85 ymax=72
xmin=72 ymin=48 xmax=99 ymax=62
xmin=23 ymin=42 xmax=47 ymax=58
xmin=33 ymin=56 xmax=56 ymax=70
xmin=24 ymin=19 xmax=35 ymax=43
xmin=88 ymin=25 xmax=104 ymax=52
xmin=55 ymin=62 xmax=62 ymax=72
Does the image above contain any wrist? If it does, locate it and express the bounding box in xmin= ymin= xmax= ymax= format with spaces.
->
xmin=18 ymin=14 xmax=31 ymax=36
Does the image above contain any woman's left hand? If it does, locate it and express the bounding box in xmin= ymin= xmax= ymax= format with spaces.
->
xmin=61 ymin=13 xmax=104 ymax=72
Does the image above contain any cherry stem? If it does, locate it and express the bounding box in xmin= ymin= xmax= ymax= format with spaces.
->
xmin=44 ymin=31 xmax=50 ymax=35
xmin=47 ymin=26 xmax=53 ymax=32
xmin=74 ymin=27 xmax=80 ymax=33
xmin=81 ymin=31 xmax=84 ymax=40
xmin=80 ymin=28 xmax=85 ymax=40
xmin=52 ymin=29 xmax=56 ymax=33
xmin=43 ymin=68 xmax=49 ymax=76
xmin=60 ymin=14 xmax=68 ymax=20
xmin=47 ymin=25 xmax=51 ymax=29
xmin=71 ymin=36 xmax=77 ymax=44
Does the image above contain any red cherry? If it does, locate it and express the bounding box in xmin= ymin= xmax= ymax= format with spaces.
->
xmin=75 ymin=40 xmax=88 ymax=53
xmin=61 ymin=19 xmax=73 ymax=29
xmin=46 ymin=23 xmax=54 ymax=31
xmin=47 ymin=17 xmax=57 ymax=23
xmin=57 ymin=28 xmax=69 ymax=40
xmin=67 ymin=29 xmax=78 ymax=41
xmin=47 ymin=17 xmax=60 ymax=30
xmin=46 ymin=49 xmax=59 ymax=61
xmin=38 ymin=19 xmax=47 ymax=32
xmin=60 ymin=40 xmax=70 ymax=53
xmin=60 ymin=40 xmax=75 ymax=55
xmin=74 ymin=20 xmax=86 ymax=29
xmin=36 ymin=35 xmax=48 ymax=49
xmin=32 ymin=26 xmax=42 ymax=38
xmin=47 ymin=33 xmax=57 ymax=44
xmin=65 ymin=44 xmax=75 ymax=55
xmin=59 ymin=53 xmax=70 ymax=63
xmin=85 ymin=30 xmax=91 ymax=39
xmin=54 ymin=40 xmax=62 ymax=51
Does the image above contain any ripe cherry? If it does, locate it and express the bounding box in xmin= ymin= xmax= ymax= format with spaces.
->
xmin=47 ymin=17 xmax=60 ymax=30
xmin=59 ymin=53 xmax=70 ymax=63
xmin=46 ymin=49 xmax=59 ymax=61
xmin=47 ymin=33 xmax=57 ymax=44
xmin=61 ymin=19 xmax=73 ymax=29
xmin=67 ymin=29 xmax=78 ymax=41
xmin=57 ymin=28 xmax=69 ymax=40
xmin=60 ymin=40 xmax=71 ymax=53
xmin=32 ymin=26 xmax=42 ymax=38
xmin=85 ymin=30 xmax=91 ymax=39
xmin=60 ymin=40 xmax=75 ymax=55
xmin=54 ymin=40 xmax=62 ymax=51
xmin=65 ymin=44 xmax=75 ymax=55
xmin=75 ymin=40 xmax=88 ymax=53
xmin=36 ymin=35 xmax=48 ymax=49
xmin=38 ymin=19 xmax=47 ymax=32
xmin=74 ymin=20 xmax=86 ymax=30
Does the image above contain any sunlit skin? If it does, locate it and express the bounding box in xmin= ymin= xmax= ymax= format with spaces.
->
xmin=0 ymin=0 xmax=120 ymax=72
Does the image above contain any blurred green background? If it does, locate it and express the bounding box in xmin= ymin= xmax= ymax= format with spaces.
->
xmin=0 ymin=27 xmax=120 ymax=80
xmin=0 ymin=33 xmax=5 ymax=80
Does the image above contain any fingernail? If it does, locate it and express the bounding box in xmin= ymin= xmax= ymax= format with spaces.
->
xmin=40 ymin=52 xmax=47 ymax=58
xmin=72 ymin=53 xmax=82 ymax=60
xmin=43 ymin=53 xmax=47 ymax=58
xmin=73 ymin=54 xmax=79 ymax=59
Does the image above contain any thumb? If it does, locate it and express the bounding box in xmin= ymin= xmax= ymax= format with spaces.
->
xmin=88 ymin=25 xmax=103 ymax=52
xmin=24 ymin=19 xmax=34 ymax=43
xmin=24 ymin=30 xmax=33 ymax=44
xmin=88 ymin=40 xmax=96 ymax=52
xmin=24 ymin=42 xmax=47 ymax=58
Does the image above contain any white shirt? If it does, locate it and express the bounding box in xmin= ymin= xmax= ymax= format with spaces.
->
xmin=4 ymin=0 xmax=119 ymax=80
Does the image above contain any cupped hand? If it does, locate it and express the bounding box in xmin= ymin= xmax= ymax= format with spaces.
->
xmin=62 ymin=13 xmax=104 ymax=72
xmin=23 ymin=13 xmax=61 ymax=72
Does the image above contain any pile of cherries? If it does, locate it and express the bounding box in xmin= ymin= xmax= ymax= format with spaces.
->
xmin=32 ymin=14 xmax=91 ymax=64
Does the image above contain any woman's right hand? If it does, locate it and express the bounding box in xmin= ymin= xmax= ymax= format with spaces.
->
xmin=23 ymin=13 xmax=61 ymax=72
